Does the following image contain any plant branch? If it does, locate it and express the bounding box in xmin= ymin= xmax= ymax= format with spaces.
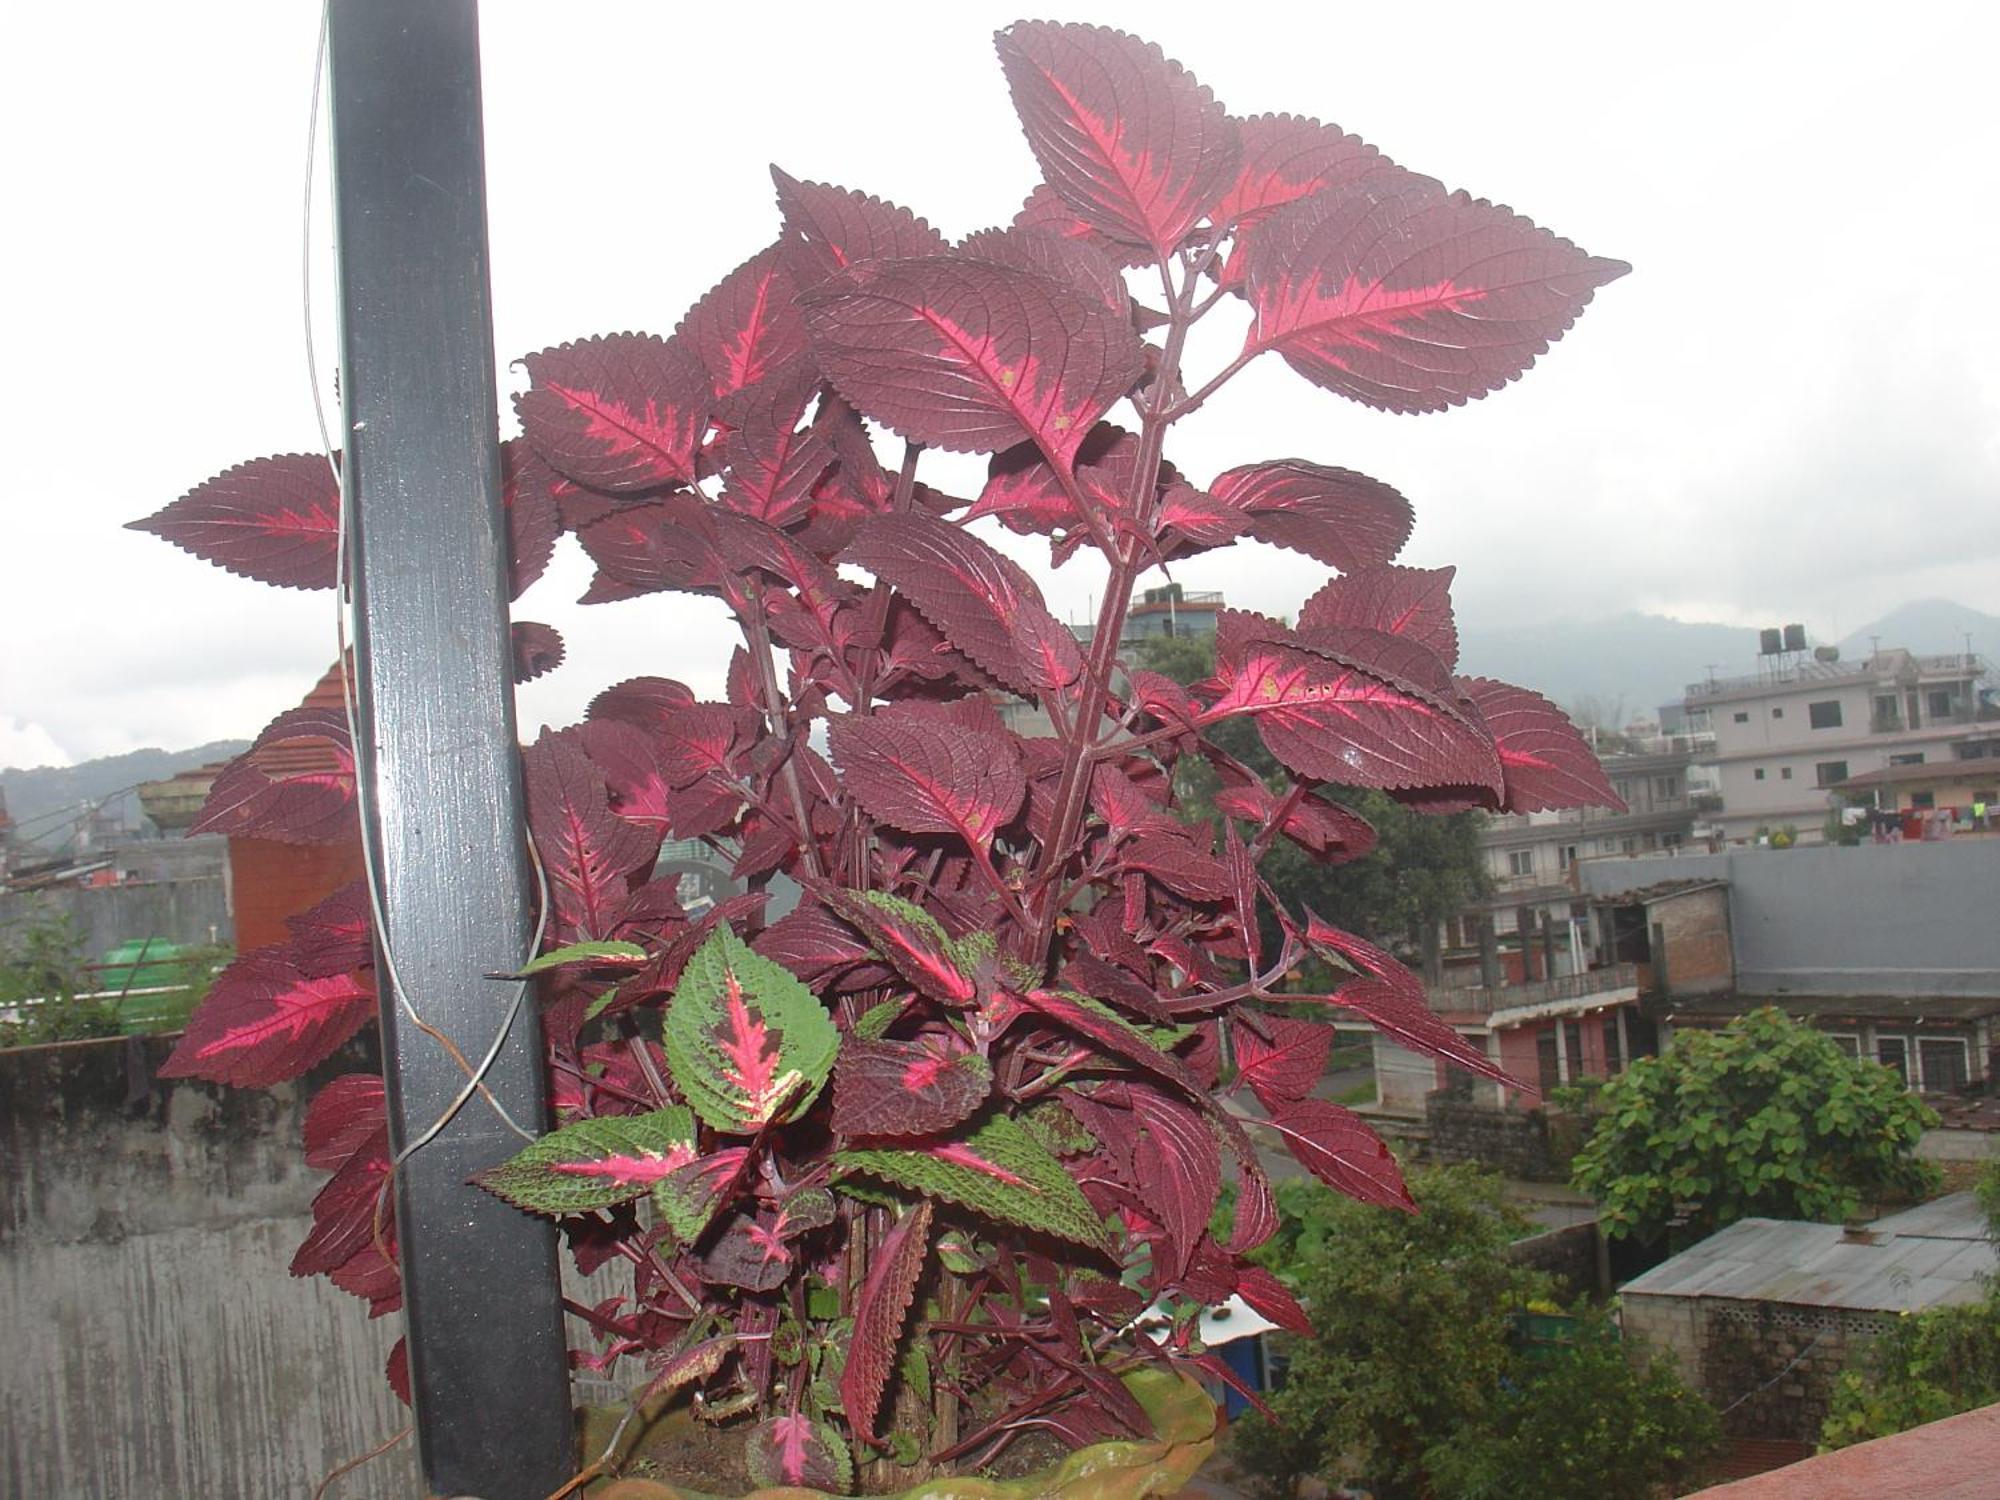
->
xmin=739 ymin=578 xmax=826 ymax=880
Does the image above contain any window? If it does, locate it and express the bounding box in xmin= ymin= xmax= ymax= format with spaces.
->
xmin=1507 ymin=850 xmax=1534 ymax=876
xmin=1876 ymin=1035 xmax=1910 ymax=1084
xmin=1929 ymin=689 xmax=1954 ymax=718
xmin=1890 ymin=752 xmax=1926 ymax=767
xmin=1653 ymin=775 xmax=1679 ymax=800
xmin=1772 ymin=706 xmax=1785 ymax=719
xmin=1920 ymin=1038 xmax=1970 ymax=1094
xmin=1564 ymin=1023 xmax=1584 ymax=1083
xmin=1559 ymin=845 xmax=1578 ymax=869
xmin=1816 ymin=760 xmax=1850 ymax=787
xmin=1808 ymin=700 xmax=1843 ymax=729
xmin=1603 ymin=1017 xmax=1624 ymax=1074
xmin=1733 ymin=711 xmax=1750 ymax=724
xmin=1780 ymin=766 xmax=1793 ymax=780
xmin=1536 ymin=1032 xmax=1561 ymax=1094
xmin=1753 ymin=767 xmax=1766 ymax=781
xmin=1620 ymin=837 xmax=1636 ymax=853
xmin=1911 ymin=791 xmax=1936 ymax=810
xmin=1828 ymin=1033 xmax=1861 ymax=1059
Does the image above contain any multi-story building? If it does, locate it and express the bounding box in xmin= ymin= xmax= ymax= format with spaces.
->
xmin=1441 ymin=735 xmax=1707 ymax=987
xmin=1682 ymin=648 xmax=1994 ymax=844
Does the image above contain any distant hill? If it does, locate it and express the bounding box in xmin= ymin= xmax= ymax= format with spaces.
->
xmin=1 ymin=741 xmax=249 ymax=849
xmin=1836 ymin=599 xmax=2000 ymax=662
xmin=1457 ymin=598 xmax=2000 ymax=723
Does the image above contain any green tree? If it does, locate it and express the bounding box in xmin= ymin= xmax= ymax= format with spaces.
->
xmin=1571 ymin=1007 xmax=1940 ymax=1245
xmin=1817 ymin=1159 xmax=2000 ymax=1450
xmin=1230 ymin=1164 xmax=1718 ymax=1500
xmin=1130 ymin=633 xmax=1490 ymax=978
xmin=0 ymin=912 xmax=117 ymax=1046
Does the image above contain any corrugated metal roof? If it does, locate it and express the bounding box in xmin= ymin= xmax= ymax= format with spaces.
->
xmin=1622 ymin=1194 xmax=1995 ymax=1313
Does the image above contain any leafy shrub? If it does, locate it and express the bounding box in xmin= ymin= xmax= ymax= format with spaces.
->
xmin=1573 ymin=1007 xmax=1939 ymax=1245
xmin=132 ymin=20 xmax=1624 ymax=1490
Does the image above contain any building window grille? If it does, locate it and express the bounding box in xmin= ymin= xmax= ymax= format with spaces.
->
xmin=1733 ymin=711 xmax=1750 ymax=724
xmin=1815 ymin=760 xmax=1849 ymax=788
xmin=1507 ymin=850 xmax=1534 ymax=876
xmin=1780 ymin=766 xmax=1793 ymax=780
xmin=1754 ymin=767 xmax=1766 ymax=781
xmin=1808 ymin=700 xmax=1843 ymax=729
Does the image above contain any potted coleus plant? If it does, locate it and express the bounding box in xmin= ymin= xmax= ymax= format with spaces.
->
xmin=132 ymin=19 xmax=1626 ymax=1496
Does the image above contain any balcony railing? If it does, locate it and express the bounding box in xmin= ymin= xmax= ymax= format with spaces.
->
xmin=1426 ymin=963 xmax=1638 ymax=1018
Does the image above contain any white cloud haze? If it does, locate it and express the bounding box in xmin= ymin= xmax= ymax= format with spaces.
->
xmin=3 ymin=0 xmax=1995 ymax=768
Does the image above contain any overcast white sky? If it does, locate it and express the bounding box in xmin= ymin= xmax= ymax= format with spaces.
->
xmin=4 ymin=1 xmax=1997 ymax=770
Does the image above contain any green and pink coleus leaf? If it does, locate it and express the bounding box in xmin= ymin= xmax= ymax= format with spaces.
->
xmin=663 ymin=926 xmax=838 ymax=1134
xmin=801 ymin=254 xmax=1146 ymax=466
xmin=1238 ymin=177 xmax=1629 ymax=414
xmin=995 ymin=21 xmax=1240 ymax=261
xmin=158 ymin=950 xmax=373 ymax=1089
xmin=745 ymin=1413 xmax=854 ymax=1492
xmin=836 ymin=1113 xmax=1109 ymax=1251
xmin=843 ymin=1198 xmax=933 ymax=1442
xmin=651 ymin=1145 xmax=752 ymax=1244
xmin=813 ymin=887 xmax=978 ymax=1007
xmin=475 ymin=1106 xmax=699 ymax=1217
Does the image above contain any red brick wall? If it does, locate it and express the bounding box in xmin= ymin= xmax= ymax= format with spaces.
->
xmin=228 ymin=837 xmax=366 ymax=953
xmin=1653 ymin=888 xmax=1733 ymax=995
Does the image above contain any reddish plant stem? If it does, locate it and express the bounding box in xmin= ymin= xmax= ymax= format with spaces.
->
xmin=1025 ymin=256 xmax=1200 ymax=968
xmin=738 ymin=578 xmax=826 ymax=881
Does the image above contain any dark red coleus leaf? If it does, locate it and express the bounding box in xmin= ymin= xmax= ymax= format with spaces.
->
xmin=1298 ymin=564 xmax=1460 ymax=670
xmin=500 ymin=439 xmax=562 ymax=598
xmin=1121 ymin=829 xmax=1230 ymax=902
xmin=161 ymin=949 xmax=374 ymax=1088
xmin=842 ymin=1198 xmax=932 ymax=1443
xmin=1128 ymin=1087 xmax=1220 ymax=1282
xmin=1011 ymin=183 xmax=1153 ymax=268
xmin=1204 ymin=613 xmax=1499 ymax=793
xmin=1456 ymin=676 xmax=1626 ymax=813
xmin=191 ymin=706 xmax=356 ymax=845
xmin=521 ymin=729 xmax=661 ymax=940
xmin=841 ymin=514 xmax=1082 ymax=697
xmin=1263 ymin=1096 xmax=1413 ymax=1212
xmin=292 ymin=1112 xmax=393 ymax=1276
xmin=1235 ymin=1016 xmax=1334 ymax=1110
xmin=827 ymin=706 xmax=1025 ymax=855
xmin=1239 ymin=178 xmax=1630 ymax=413
xmin=303 ymin=1073 xmax=386 ymax=1171
xmin=512 ymin=621 xmax=565 ymax=684
xmin=286 ymin=879 xmax=374 ymax=980
xmin=772 ymin=167 xmax=951 ymax=290
xmin=1235 ymin=1263 xmax=1312 ymax=1335
xmin=1208 ymin=460 xmax=1413 ymax=572
xmin=678 ymin=243 xmax=810 ymax=404
xmin=1301 ymin=913 xmax=1520 ymax=1090
xmin=957 ymin=225 xmax=1133 ymax=325
xmin=385 ymin=1339 xmax=410 ymax=1407
xmin=697 ymin=1209 xmax=796 ymax=1293
xmin=574 ymin=717 xmax=672 ymax=836
xmin=1213 ymin=114 xmax=1413 ymax=240
xmin=516 ymin=333 xmax=710 ymax=493
xmin=587 ymin=675 xmax=697 ymax=735
xmin=995 ymin=21 xmax=1239 ymax=260
xmin=833 ymin=1037 xmax=991 ymax=1137
xmin=714 ymin=362 xmax=832 ymax=527
xmin=752 ymin=903 xmax=886 ymax=989
xmin=800 ymin=255 xmax=1146 ymax=465
xmin=127 ymin=453 xmax=340 ymax=590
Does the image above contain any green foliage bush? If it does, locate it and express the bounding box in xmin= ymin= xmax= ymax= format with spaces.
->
xmin=0 ymin=915 xmax=120 ymax=1047
xmin=1571 ymin=1007 xmax=1940 ymax=1244
xmin=1818 ymin=1159 xmax=2000 ymax=1451
xmin=1230 ymin=1164 xmax=1718 ymax=1499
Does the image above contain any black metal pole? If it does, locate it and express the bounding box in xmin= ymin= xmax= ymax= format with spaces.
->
xmin=326 ymin=3 xmax=573 ymax=1494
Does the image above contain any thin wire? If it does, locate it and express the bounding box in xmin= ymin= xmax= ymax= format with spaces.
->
xmin=303 ymin=0 xmax=538 ymax=1151
xmin=310 ymin=1422 xmax=412 ymax=1500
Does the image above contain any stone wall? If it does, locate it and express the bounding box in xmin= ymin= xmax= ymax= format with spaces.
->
xmin=1507 ymin=1220 xmax=1602 ymax=1300
xmin=1622 ymin=1293 xmax=1893 ymax=1443
xmin=1425 ymin=1094 xmax=1569 ymax=1181
xmin=0 ymin=876 xmax=231 ymax=963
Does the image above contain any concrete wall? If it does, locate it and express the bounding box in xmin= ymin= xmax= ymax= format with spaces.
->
xmin=0 ymin=876 xmax=231 ymax=961
xmin=1 ymin=1036 xmax=422 ymax=1497
xmin=1582 ymin=842 xmax=2000 ymax=997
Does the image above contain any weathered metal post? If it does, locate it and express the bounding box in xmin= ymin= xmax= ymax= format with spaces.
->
xmin=326 ymin=3 xmax=573 ymax=1493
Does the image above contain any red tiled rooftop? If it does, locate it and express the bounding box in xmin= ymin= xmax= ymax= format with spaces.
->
xmin=1686 ymin=1401 xmax=2000 ymax=1497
